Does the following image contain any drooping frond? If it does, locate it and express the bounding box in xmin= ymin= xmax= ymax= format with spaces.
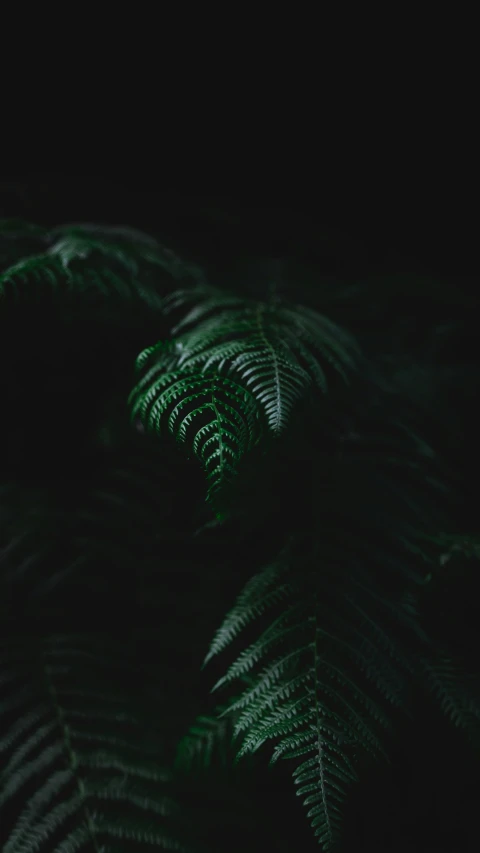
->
xmin=202 ymin=532 xmax=421 ymax=849
xmin=202 ymin=425 xmax=453 ymax=849
xmin=158 ymin=286 xmax=359 ymax=435
xmin=0 ymin=634 xmax=196 ymax=853
xmin=129 ymin=343 xmax=262 ymax=502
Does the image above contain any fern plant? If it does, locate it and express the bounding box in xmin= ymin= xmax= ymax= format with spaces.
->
xmin=1 ymin=214 xmax=479 ymax=851
xmin=129 ymin=284 xmax=359 ymax=503
xmin=201 ymin=536 xmax=480 ymax=849
xmin=200 ymin=432 xmax=446 ymax=849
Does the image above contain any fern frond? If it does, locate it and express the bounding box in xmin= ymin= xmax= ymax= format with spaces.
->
xmin=202 ymin=452 xmax=449 ymax=852
xmin=0 ymin=634 xmax=196 ymax=853
xmin=159 ymin=288 xmax=359 ymax=435
xmin=0 ymin=221 xmax=201 ymax=309
xmin=129 ymin=347 xmax=261 ymax=502
xmin=47 ymin=223 xmax=205 ymax=295
xmin=203 ymin=541 xmax=413 ymax=849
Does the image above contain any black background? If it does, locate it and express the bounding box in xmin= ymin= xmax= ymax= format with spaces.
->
xmin=1 ymin=172 xmax=476 ymax=279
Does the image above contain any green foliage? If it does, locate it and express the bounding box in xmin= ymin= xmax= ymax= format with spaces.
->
xmin=1 ymin=216 xmax=479 ymax=851
xmin=160 ymin=283 xmax=359 ymax=433
xmin=201 ymin=474 xmax=439 ymax=849
xmin=130 ymin=285 xmax=359 ymax=501
xmin=129 ymin=344 xmax=262 ymax=503
xmin=203 ymin=530 xmax=480 ymax=847
xmin=0 ymin=220 xmax=203 ymax=308
xmin=0 ymin=634 xmax=194 ymax=853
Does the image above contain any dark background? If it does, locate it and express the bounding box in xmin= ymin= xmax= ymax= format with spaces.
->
xmin=1 ymin=172 xmax=476 ymax=280
xmin=0 ymin=175 xmax=478 ymax=851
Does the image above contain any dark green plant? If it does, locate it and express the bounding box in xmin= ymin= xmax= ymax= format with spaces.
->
xmin=0 ymin=218 xmax=479 ymax=851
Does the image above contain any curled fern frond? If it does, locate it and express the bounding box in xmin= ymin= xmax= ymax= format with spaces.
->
xmin=129 ymin=345 xmax=262 ymax=502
